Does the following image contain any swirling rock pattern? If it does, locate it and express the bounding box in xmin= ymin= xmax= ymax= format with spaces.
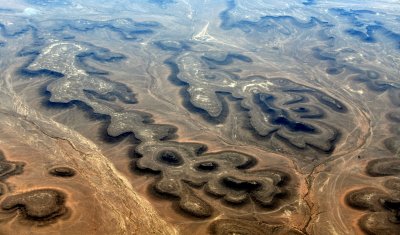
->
xmin=42 ymin=18 xmax=160 ymax=42
xmin=1 ymin=0 xmax=400 ymax=234
xmin=0 ymin=151 xmax=68 ymax=225
xmin=168 ymin=51 xmax=349 ymax=154
xmin=2 ymin=0 xmax=400 ymax=234
xmin=346 ymin=156 xmax=400 ymax=234
xmin=1 ymin=189 xmax=68 ymax=223
xmin=345 ymin=185 xmax=400 ymax=234
xmin=24 ymin=39 xmax=294 ymax=220
xmin=136 ymin=141 xmax=288 ymax=216
xmin=220 ymin=0 xmax=324 ymax=34
xmin=25 ymin=42 xmax=177 ymax=142
xmin=0 ymin=18 xmax=33 ymax=38
xmin=329 ymin=8 xmax=400 ymax=50
xmin=350 ymin=70 xmax=400 ymax=107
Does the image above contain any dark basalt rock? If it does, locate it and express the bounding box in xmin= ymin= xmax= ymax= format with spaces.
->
xmin=154 ymin=40 xmax=190 ymax=52
xmin=195 ymin=161 xmax=219 ymax=172
xmin=330 ymin=8 xmax=400 ymax=51
xmin=366 ymin=158 xmax=400 ymax=177
xmin=21 ymin=32 xmax=295 ymax=220
xmin=359 ymin=212 xmax=400 ymax=235
xmin=178 ymin=186 xmax=213 ymax=218
xmin=1 ymin=189 xmax=68 ymax=222
xmin=165 ymin=50 xmax=349 ymax=154
xmin=346 ymin=184 xmax=400 ymax=234
xmin=220 ymin=0 xmax=324 ymax=33
xmin=221 ymin=177 xmax=261 ymax=191
xmin=46 ymin=18 xmax=159 ymax=41
xmin=381 ymin=199 xmax=400 ymax=222
xmin=157 ymin=150 xmax=184 ymax=166
xmin=384 ymin=178 xmax=400 ymax=193
xmin=352 ymin=71 xmax=400 ymax=94
xmin=49 ymin=167 xmax=76 ymax=177
xmin=345 ymin=188 xmax=387 ymax=211
xmin=0 ymin=151 xmax=24 ymax=180
xmin=0 ymin=151 xmax=25 ymax=198
xmin=136 ymin=141 xmax=290 ymax=216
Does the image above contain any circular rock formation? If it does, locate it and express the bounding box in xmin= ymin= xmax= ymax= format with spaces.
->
xmin=136 ymin=141 xmax=291 ymax=217
xmin=49 ymin=167 xmax=76 ymax=177
xmin=1 ymin=189 xmax=68 ymax=223
xmin=157 ymin=150 xmax=184 ymax=166
xmin=168 ymin=49 xmax=357 ymax=160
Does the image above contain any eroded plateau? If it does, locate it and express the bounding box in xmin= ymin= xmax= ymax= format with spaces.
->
xmin=0 ymin=0 xmax=399 ymax=234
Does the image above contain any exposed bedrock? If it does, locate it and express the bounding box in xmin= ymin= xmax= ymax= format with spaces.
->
xmin=345 ymin=184 xmax=400 ymax=234
xmin=26 ymin=42 xmax=176 ymax=143
xmin=166 ymin=50 xmax=355 ymax=156
xmin=330 ymin=8 xmax=400 ymax=51
xmin=136 ymin=141 xmax=290 ymax=217
xmin=0 ymin=150 xmax=25 ymax=197
xmin=2 ymin=1 xmax=399 ymax=234
xmin=37 ymin=18 xmax=160 ymax=42
xmin=209 ymin=219 xmax=304 ymax=235
xmin=345 ymin=157 xmax=400 ymax=234
xmin=1 ymin=189 xmax=68 ymax=223
xmin=48 ymin=167 xmax=76 ymax=177
xmin=359 ymin=212 xmax=400 ymax=235
xmin=0 ymin=151 xmax=24 ymax=181
xmin=24 ymin=41 xmax=296 ymax=224
xmin=351 ymin=71 xmax=400 ymax=107
xmin=366 ymin=158 xmax=400 ymax=177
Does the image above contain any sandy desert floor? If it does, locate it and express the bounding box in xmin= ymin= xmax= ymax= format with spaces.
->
xmin=0 ymin=0 xmax=399 ymax=234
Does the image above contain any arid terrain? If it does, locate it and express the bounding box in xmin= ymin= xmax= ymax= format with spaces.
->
xmin=0 ymin=0 xmax=399 ymax=234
